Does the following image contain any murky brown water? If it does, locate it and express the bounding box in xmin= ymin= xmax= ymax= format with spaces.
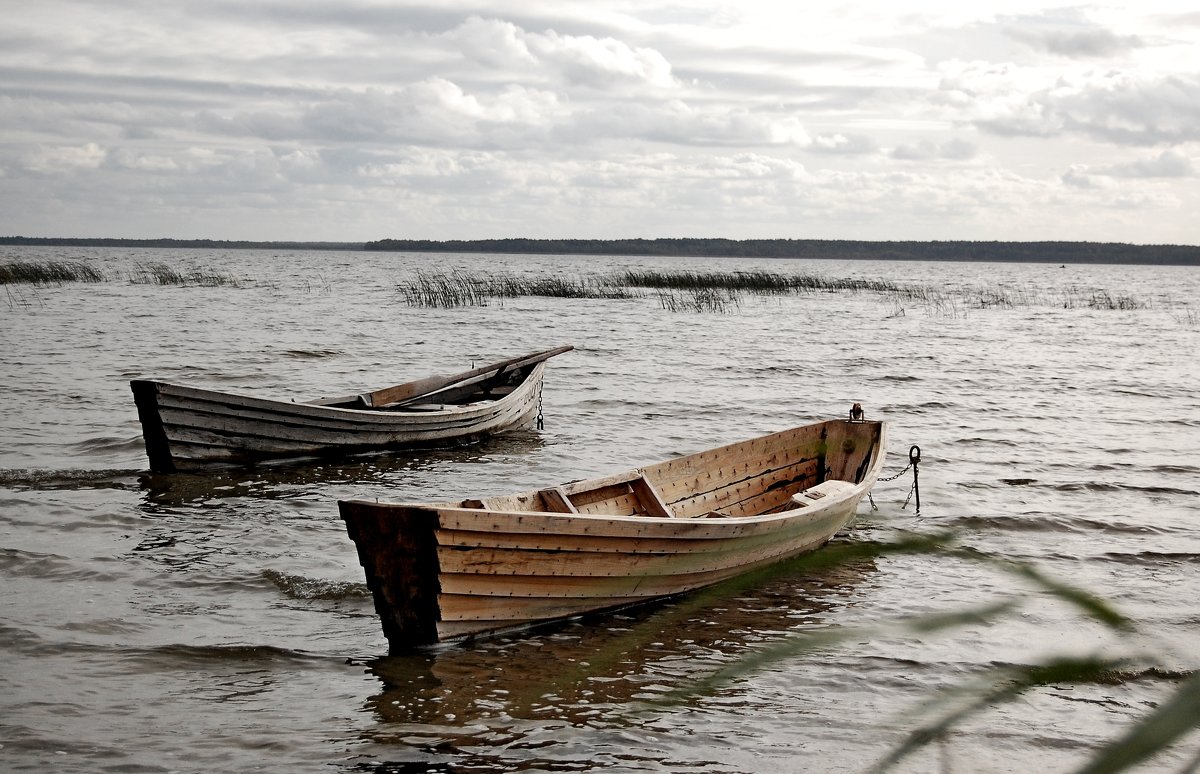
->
xmin=2 ymin=246 xmax=1198 ymax=772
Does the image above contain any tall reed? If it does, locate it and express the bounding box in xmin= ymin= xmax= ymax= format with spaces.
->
xmin=642 ymin=533 xmax=1199 ymax=772
xmin=0 ymin=261 xmax=105 ymax=284
xmin=622 ymin=269 xmax=903 ymax=294
xmin=128 ymin=263 xmax=240 ymax=287
xmin=397 ymin=270 xmax=637 ymax=307
xmin=656 ymin=288 xmax=740 ymax=313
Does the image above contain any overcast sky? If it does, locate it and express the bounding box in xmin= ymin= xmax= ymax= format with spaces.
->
xmin=2 ymin=1 xmax=1197 ymax=244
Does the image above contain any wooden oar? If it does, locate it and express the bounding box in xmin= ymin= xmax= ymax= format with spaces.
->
xmin=310 ymin=345 xmax=573 ymax=408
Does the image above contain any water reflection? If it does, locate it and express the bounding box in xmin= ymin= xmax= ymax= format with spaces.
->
xmin=137 ymin=431 xmax=546 ymax=506
xmin=361 ymin=552 xmax=877 ymax=737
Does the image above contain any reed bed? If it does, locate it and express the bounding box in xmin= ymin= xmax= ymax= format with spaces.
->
xmin=1060 ymin=286 xmax=1149 ymax=310
xmin=5 ymin=260 xmax=1158 ymax=318
xmin=396 ymin=268 xmax=1167 ymax=318
xmin=0 ymin=260 xmax=105 ymax=284
xmin=397 ymin=270 xmax=636 ymax=307
xmin=621 ymin=269 xmax=903 ymax=295
xmin=1086 ymin=290 xmax=1146 ymax=310
xmin=399 ymin=269 xmax=491 ymax=307
xmin=397 ymin=268 xmax=913 ymax=310
xmin=128 ymin=263 xmax=241 ymax=287
xmin=656 ymin=288 xmax=740 ymax=313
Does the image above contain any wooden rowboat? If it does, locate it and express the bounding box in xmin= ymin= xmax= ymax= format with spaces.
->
xmin=131 ymin=346 xmax=573 ymax=473
xmin=341 ymin=414 xmax=887 ymax=650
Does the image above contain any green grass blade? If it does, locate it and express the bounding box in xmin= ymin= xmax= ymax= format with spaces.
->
xmin=993 ymin=559 xmax=1135 ymax=633
xmin=1074 ymin=670 xmax=1200 ymax=774
xmin=873 ymin=657 xmax=1132 ymax=772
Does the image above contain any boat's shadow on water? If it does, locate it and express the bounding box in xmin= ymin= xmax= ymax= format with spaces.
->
xmin=135 ymin=431 xmax=547 ymax=507
xmin=357 ymin=551 xmax=878 ymax=752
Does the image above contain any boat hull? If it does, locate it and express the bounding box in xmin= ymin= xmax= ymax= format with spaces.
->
xmin=341 ymin=418 xmax=887 ymax=649
xmin=132 ymin=362 xmax=546 ymax=472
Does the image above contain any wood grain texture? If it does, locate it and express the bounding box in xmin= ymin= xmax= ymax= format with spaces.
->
xmin=341 ymin=418 xmax=887 ymax=651
xmin=131 ymin=349 xmax=569 ymax=471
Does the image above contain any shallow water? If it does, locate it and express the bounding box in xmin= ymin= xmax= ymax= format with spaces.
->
xmin=2 ymin=246 xmax=1198 ymax=772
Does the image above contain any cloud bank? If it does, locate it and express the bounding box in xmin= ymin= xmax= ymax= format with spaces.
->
xmin=0 ymin=1 xmax=1196 ymax=243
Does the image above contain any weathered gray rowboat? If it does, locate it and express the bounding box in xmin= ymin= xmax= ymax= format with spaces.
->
xmin=131 ymin=345 xmax=573 ymax=473
xmin=341 ymin=414 xmax=887 ymax=650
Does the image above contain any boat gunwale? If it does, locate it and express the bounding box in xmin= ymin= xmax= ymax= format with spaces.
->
xmin=340 ymin=478 xmax=870 ymax=533
xmin=133 ymin=360 xmax=546 ymax=422
xmin=340 ymin=419 xmax=889 ymax=532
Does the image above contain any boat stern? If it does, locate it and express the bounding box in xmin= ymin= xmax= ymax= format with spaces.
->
xmin=340 ymin=499 xmax=444 ymax=650
xmin=130 ymin=380 xmax=177 ymax=473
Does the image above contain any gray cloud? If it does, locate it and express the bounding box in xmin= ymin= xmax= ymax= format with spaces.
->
xmin=807 ymin=134 xmax=877 ymax=155
xmin=0 ymin=2 xmax=1197 ymax=243
xmin=891 ymin=138 xmax=977 ymax=161
xmin=1104 ymin=150 xmax=1194 ymax=178
xmin=1000 ymin=8 xmax=1145 ymax=58
xmin=972 ymin=73 xmax=1200 ymax=146
xmin=1007 ymin=26 xmax=1143 ymax=58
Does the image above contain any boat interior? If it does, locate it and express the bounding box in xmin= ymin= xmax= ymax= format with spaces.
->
xmin=459 ymin=419 xmax=883 ymax=520
xmin=321 ymin=364 xmax=535 ymax=412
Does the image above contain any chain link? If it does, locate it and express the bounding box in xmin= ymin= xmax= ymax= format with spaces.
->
xmin=872 ymin=445 xmax=922 ymax=515
xmin=877 ymin=463 xmax=912 ymax=482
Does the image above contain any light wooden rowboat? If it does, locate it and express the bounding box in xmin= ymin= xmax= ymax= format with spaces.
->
xmin=131 ymin=346 xmax=573 ymax=473
xmin=341 ymin=414 xmax=887 ymax=650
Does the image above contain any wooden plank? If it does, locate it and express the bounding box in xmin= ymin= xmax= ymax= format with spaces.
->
xmin=431 ymin=505 xmax=809 ymax=540
xmin=570 ymin=486 xmax=642 ymax=516
xmin=339 ymin=502 xmax=442 ymax=647
xmin=154 ymin=402 xmax=530 ymax=450
xmin=436 ymin=526 xmax=746 ymax=554
xmin=353 ymin=345 xmax=572 ymax=408
xmin=538 ymin=487 xmax=578 ymax=513
xmin=433 ymin=515 xmax=849 ymax=578
xmin=151 ymin=376 xmax=539 ymax=442
xmin=463 ymin=421 xmax=869 ymax=517
xmin=339 ymin=419 xmax=889 ymax=647
xmin=558 ymin=471 xmax=674 ymax=517
xmin=151 ymin=371 xmax=539 ymax=428
xmin=155 ymin=400 xmax=513 ymax=439
xmin=631 ymin=474 xmax=674 ymax=517
xmin=434 ymin=529 xmax=847 ymax=599
xmin=560 ymin=468 xmax=645 ymax=495
xmin=648 ymin=428 xmax=828 ymax=500
xmin=152 ymin=396 xmax=540 ymax=468
xmin=667 ymin=457 xmax=821 ymax=517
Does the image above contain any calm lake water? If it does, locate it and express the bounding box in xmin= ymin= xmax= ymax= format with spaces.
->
xmin=2 ymin=246 xmax=1198 ymax=773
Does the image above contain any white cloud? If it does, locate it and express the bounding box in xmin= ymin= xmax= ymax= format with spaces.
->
xmin=528 ymin=29 xmax=677 ymax=89
xmin=1104 ymin=150 xmax=1195 ymax=178
xmin=435 ymin=15 xmax=678 ymax=91
xmin=891 ymin=138 xmax=977 ymax=161
xmin=808 ymin=134 xmax=877 ymax=155
xmin=941 ymin=59 xmax=1200 ymax=146
xmin=22 ymin=142 xmax=106 ymax=174
xmin=1065 ymin=150 xmax=1195 ymax=184
xmin=0 ymin=1 xmax=1196 ymax=243
xmin=1001 ymin=9 xmax=1145 ymax=58
xmin=449 ymin=17 xmax=538 ymax=69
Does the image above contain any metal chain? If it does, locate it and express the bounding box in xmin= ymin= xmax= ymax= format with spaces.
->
xmin=870 ymin=445 xmax=922 ymax=515
xmin=877 ymin=463 xmax=912 ymax=482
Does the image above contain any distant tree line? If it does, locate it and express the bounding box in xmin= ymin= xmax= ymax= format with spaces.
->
xmin=0 ymin=237 xmax=361 ymax=251
xmin=366 ymin=238 xmax=1200 ymax=265
xmin=4 ymin=236 xmax=1198 ymax=265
